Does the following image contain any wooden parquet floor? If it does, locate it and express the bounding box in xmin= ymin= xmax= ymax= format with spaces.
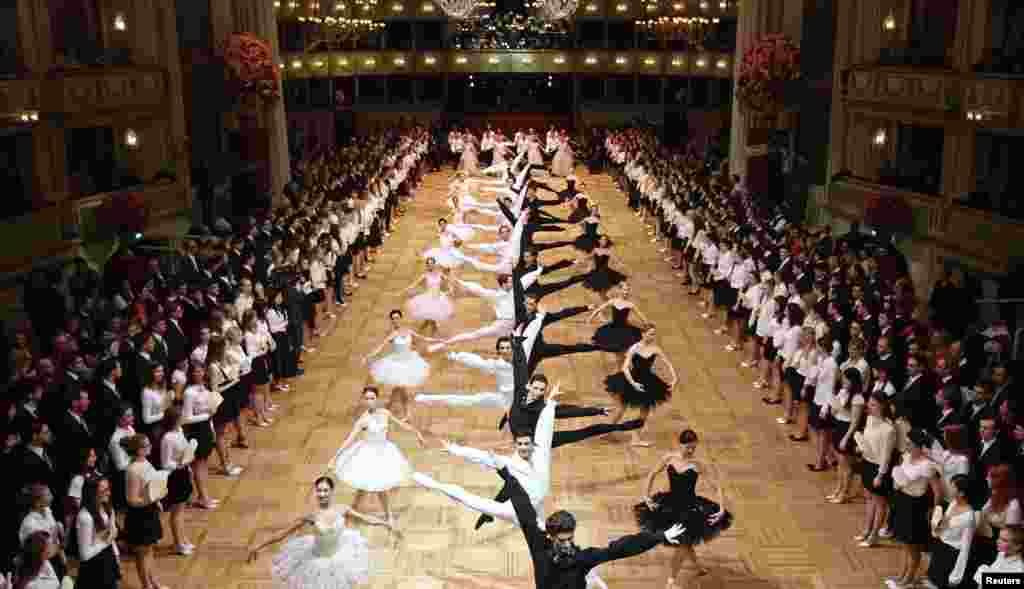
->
xmin=145 ymin=169 xmax=902 ymax=589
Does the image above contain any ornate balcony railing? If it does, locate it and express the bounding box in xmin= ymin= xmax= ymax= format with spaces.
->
xmin=279 ymin=49 xmax=733 ymax=77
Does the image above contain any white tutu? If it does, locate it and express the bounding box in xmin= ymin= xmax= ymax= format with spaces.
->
xmin=271 ymin=528 xmax=369 ymax=589
xmin=334 ymin=439 xmax=411 ymax=491
xmin=422 ymin=247 xmax=463 ymax=269
xmin=369 ymin=348 xmax=430 ymax=388
xmin=405 ymin=292 xmax=454 ymax=322
xmin=445 ymin=224 xmax=476 ymax=241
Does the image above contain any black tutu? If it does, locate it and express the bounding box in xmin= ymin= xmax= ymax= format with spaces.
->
xmin=76 ymin=545 xmax=121 ymax=587
xmin=574 ymin=233 xmax=598 ymax=252
xmin=605 ymin=352 xmax=671 ymax=408
xmin=592 ymin=306 xmax=644 ymax=353
xmin=163 ymin=467 xmax=193 ymax=506
xmin=633 ymin=465 xmax=732 ymax=544
xmin=123 ymin=503 xmax=163 ymax=546
xmin=583 ymin=267 xmax=627 ymax=292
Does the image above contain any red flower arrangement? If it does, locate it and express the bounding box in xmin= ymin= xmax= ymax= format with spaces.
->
xmin=864 ymin=192 xmax=914 ymax=235
xmin=95 ymin=191 xmax=150 ymax=238
xmin=736 ymin=34 xmax=801 ymax=114
xmin=220 ymin=33 xmax=281 ymax=105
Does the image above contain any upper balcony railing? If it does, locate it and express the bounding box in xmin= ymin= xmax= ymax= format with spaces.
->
xmin=279 ymin=48 xmax=733 ymax=77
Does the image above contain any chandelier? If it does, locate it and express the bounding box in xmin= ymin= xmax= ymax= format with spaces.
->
xmin=435 ymin=0 xmax=495 ymax=19
xmin=635 ymin=15 xmax=718 ymax=48
xmin=527 ymin=0 xmax=580 ymax=20
xmin=298 ymin=14 xmax=385 ymax=50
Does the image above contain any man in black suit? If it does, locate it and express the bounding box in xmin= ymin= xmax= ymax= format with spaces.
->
xmin=518 ymin=298 xmax=602 ymax=378
xmin=18 ymin=419 xmax=63 ymax=520
xmin=89 ymin=358 xmax=124 ymax=455
xmin=57 ymin=390 xmax=96 ymax=473
xmin=970 ymin=415 xmax=1007 ymax=508
xmin=499 ymin=464 xmax=685 ymax=589
xmin=164 ymin=302 xmax=189 ymax=370
xmin=894 ymin=354 xmax=935 ymax=431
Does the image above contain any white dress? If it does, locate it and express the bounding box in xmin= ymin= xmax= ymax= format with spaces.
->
xmin=551 ymin=138 xmax=575 ymax=177
xmin=271 ymin=510 xmax=370 ymax=589
xmin=334 ymin=412 xmax=412 ymax=492
xmin=423 ymin=234 xmax=465 ymax=269
xmin=405 ymin=273 xmax=454 ymax=322
xmin=368 ymin=334 xmax=430 ymax=388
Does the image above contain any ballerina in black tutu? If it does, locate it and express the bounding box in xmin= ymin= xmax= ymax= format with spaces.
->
xmin=605 ymin=325 xmax=677 ymax=446
xmin=589 ymin=282 xmax=650 ymax=363
xmin=566 ymin=193 xmax=592 ymax=223
xmin=573 ymin=205 xmax=605 ymax=253
xmin=582 ymin=235 xmax=628 ymax=298
xmin=635 ymin=429 xmax=732 ymax=588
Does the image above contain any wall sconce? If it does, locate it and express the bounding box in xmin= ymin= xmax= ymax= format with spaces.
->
xmin=715 ymin=58 xmax=727 ymax=69
xmin=393 ymin=57 xmax=405 ymax=65
xmin=424 ymin=56 xmax=436 ymax=64
xmin=391 ymin=3 xmax=403 ymax=10
xmin=488 ymin=56 xmax=500 ymax=64
xmin=645 ymin=3 xmax=656 ymax=11
xmin=643 ymin=57 xmax=656 ymax=65
xmin=718 ymin=0 xmax=727 ymax=9
xmin=671 ymin=58 xmax=682 ymax=67
xmin=113 ymin=13 xmax=127 ymax=31
xmin=699 ymin=0 xmax=708 ymax=9
xmin=615 ymin=56 xmax=627 ymax=64
xmin=695 ymin=57 xmax=707 ymax=68
xmin=18 ymin=111 xmax=39 ymax=123
xmin=338 ymin=58 xmax=349 ymax=65
xmin=585 ymin=56 xmax=598 ymax=64
xmin=364 ymin=58 xmax=376 ymax=66
xmin=422 ymin=3 xmax=434 ymax=10
xmin=291 ymin=60 xmax=303 ymax=68
xmin=585 ymin=3 xmax=598 ymax=10
xmin=455 ymin=56 xmax=468 ymax=64
xmin=288 ymin=1 xmax=298 ymax=7
xmin=124 ymin=129 xmax=140 ymax=149
xmin=521 ymin=56 xmax=533 ymax=64
xmin=615 ymin=3 xmax=628 ymax=11
xmin=274 ymin=1 xmax=282 ymax=8
xmin=872 ymin=128 xmax=887 ymax=147
xmin=553 ymin=56 xmax=566 ymax=64
xmin=672 ymin=2 xmax=683 ymax=10
xmin=336 ymin=2 xmax=346 ymax=8
xmin=882 ymin=10 xmax=897 ymax=33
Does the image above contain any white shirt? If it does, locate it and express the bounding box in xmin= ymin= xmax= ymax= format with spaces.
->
xmin=448 ymin=352 xmax=514 ymax=394
xmin=21 ymin=561 xmax=59 ymax=589
xmin=813 ymin=354 xmax=839 ymax=406
xmin=182 ymin=384 xmax=212 ymax=424
xmin=76 ymin=507 xmax=118 ymax=561
xmin=456 ymin=267 xmax=541 ymax=321
xmin=109 ymin=426 xmax=136 ymax=471
xmin=934 ymin=506 xmax=976 ymax=585
xmin=141 ymin=387 xmax=167 ymax=425
xmin=19 ymin=508 xmax=60 ymax=547
xmin=161 ymin=429 xmax=192 ymax=470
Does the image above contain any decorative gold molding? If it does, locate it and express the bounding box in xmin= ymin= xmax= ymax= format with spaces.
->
xmin=39 ymin=67 xmax=168 ymax=119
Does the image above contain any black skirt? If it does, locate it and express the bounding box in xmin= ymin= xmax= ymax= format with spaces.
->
xmin=213 ymin=382 xmax=245 ymax=426
xmin=831 ymin=419 xmax=853 ymax=453
xmin=123 ymin=502 xmax=163 ymax=546
xmin=808 ymin=402 xmax=829 ymax=431
xmin=163 ymin=467 xmax=193 ymax=506
xmin=77 ymin=544 xmax=121 ymax=588
xmin=860 ymin=461 xmax=894 ymax=497
xmin=784 ymin=368 xmax=805 ymax=400
xmin=111 ymin=469 xmax=128 ymax=510
xmin=183 ymin=420 xmax=215 ymax=460
xmin=890 ymin=490 xmax=933 ymax=545
xmin=927 ymin=539 xmax=976 ymax=589
xmin=251 ymin=353 xmax=270 ymax=385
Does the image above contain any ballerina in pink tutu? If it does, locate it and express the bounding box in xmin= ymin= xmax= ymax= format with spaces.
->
xmin=403 ymin=257 xmax=455 ymax=336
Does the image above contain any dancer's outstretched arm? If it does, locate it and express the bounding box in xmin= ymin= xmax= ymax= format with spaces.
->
xmin=386 ymin=410 xmax=426 ymax=446
xmin=362 ymin=332 xmax=396 ymax=364
xmin=403 ymin=274 xmax=426 ymax=293
xmin=531 ymin=386 xmax=560 ymax=491
xmin=654 ymin=346 xmax=678 ymax=388
xmin=588 ymin=299 xmax=616 ymax=322
xmin=248 ymin=516 xmax=311 ymax=561
xmin=440 ymin=439 xmax=510 ymax=471
xmin=343 ymin=505 xmax=395 ymax=529
xmin=642 ymin=454 xmax=672 ymax=504
xmin=328 ymin=416 xmax=368 ymax=469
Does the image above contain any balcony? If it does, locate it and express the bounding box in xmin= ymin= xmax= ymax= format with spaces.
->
xmin=280 ymin=49 xmax=733 ymax=77
xmin=825 ymin=178 xmax=1024 ymax=273
xmin=0 ymin=79 xmax=42 ymax=114
xmin=41 ymin=66 xmax=168 ymax=121
xmin=843 ymin=66 xmax=1024 ymax=127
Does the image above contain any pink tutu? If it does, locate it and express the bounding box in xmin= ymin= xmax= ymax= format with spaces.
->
xmin=406 ymin=292 xmax=454 ymax=322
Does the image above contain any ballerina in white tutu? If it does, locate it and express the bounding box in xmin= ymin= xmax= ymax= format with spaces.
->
xmin=363 ymin=309 xmax=436 ymax=420
xmin=551 ymin=131 xmax=575 ymax=177
xmin=330 ymin=387 xmax=426 ymax=525
xmin=422 ymin=222 xmax=466 ymax=270
xmin=403 ymin=257 xmax=455 ymax=336
xmin=248 ymin=476 xmax=395 ymax=589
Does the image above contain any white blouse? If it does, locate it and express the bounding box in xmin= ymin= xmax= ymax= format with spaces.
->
xmin=76 ymin=507 xmax=118 ymax=561
xmin=930 ymin=449 xmax=971 ymax=503
xmin=974 ymin=553 xmax=1024 ymax=585
xmin=980 ymin=498 xmax=1023 ymax=536
xmin=109 ymin=426 xmax=136 ymax=471
xmin=813 ymin=354 xmax=839 ymax=406
xmin=19 ymin=508 xmax=61 ymax=547
xmin=828 ymin=389 xmax=865 ymax=423
xmin=182 ymin=384 xmax=212 ymax=424
xmin=161 ymin=429 xmax=192 ymax=470
xmin=855 ymin=416 xmax=897 ymax=472
xmin=892 ymin=455 xmax=940 ymax=497
xmin=934 ymin=506 xmax=976 ymax=586
xmin=21 ymin=561 xmax=59 ymax=589
xmin=141 ymin=387 xmax=167 ymax=425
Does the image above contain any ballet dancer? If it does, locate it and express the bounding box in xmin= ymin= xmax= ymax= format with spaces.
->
xmin=500 ymin=463 xmax=688 ymax=589
xmin=421 ymin=223 xmax=466 ymax=270
xmin=519 ymin=298 xmax=603 ymax=378
xmin=414 ymin=336 xmax=515 ymax=411
xmin=403 ymin=257 xmax=454 ymax=336
xmin=363 ymin=309 xmax=435 ymax=420
xmin=426 ymin=268 xmax=543 ymax=353
xmin=589 ymin=283 xmax=650 ymax=364
xmin=248 ymin=476 xmax=395 ymax=589
xmin=329 ymin=386 xmax=426 ymax=525
xmin=411 ymin=385 xmax=561 ymax=527
xmin=605 ymin=325 xmax=678 ymax=447
xmin=636 ymin=429 xmax=732 ymax=588
xmin=520 ymin=249 xmax=586 ymax=300
xmin=581 ymin=235 xmax=629 ymax=301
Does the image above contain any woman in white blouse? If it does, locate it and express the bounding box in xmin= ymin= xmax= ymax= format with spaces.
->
xmin=121 ymin=434 xmax=165 ymax=589
xmin=160 ymin=405 xmax=196 ymax=555
xmin=772 ymin=305 xmax=805 ymax=417
xmin=782 ymin=327 xmax=817 ymax=442
xmin=140 ymin=364 xmax=170 ymax=445
xmin=76 ymin=477 xmax=121 ymax=588
xmin=855 ymin=393 xmax=898 ymax=547
xmin=974 ymin=464 xmax=1023 ymax=568
xmin=243 ymin=309 xmax=273 ymax=428
xmin=927 ymin=474 xmax=976 ymax=588
xmin=825 ymin=368 xmax=866 ymax=504
xmin=839 ymin=338 xmax=871 ymax=387
xmin=182 ymin=364 xmax=218 ymax=510
xmin=108 ymin=404 xmax=137 ymax=511
xmin=64 ymin=447 xmax=102 ymax=541
xmin=207 ymin=337 xmax=244 ymax=478
xmin=225 ymin=326 xmax=254 ymax=444
xmin=930 ymin=425 xmax=972 ymax=506
xmin=886 ymin=428 xmax=945 ymax=589
xmin=809 ymin=335 xmax=839 ymax=471
xmin=974 ymin=525 xmax=1024 ymax=585
xmin=10 ymin=531 xmax=61 ymax=589
xmin=17 ymin=484 xmax=64 ymax=578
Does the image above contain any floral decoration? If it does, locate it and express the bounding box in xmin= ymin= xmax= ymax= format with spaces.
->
xmin=736 ymin=34 xmax=801 ymax=114
xmin=221 ymin=33 xmax=282 ymax=104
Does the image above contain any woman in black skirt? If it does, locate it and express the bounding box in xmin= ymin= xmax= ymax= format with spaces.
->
xmin=206 ymin=336 xmax=244 ymax=478
xmin=182 ymin=364 xmax=218 ymax=510
xmin=824 ymin=368 xmax=866 ymax=504
xmin=243 ymin=308 xmax=274 ymax=428
xmin=122 ymin=433 xmax=165 ymax=589
xmin=159 ymin=405 xmax=195 ymax=556
xmin=928 ymin=474 xmax=978 ymax=589
xmin=888 ymin=428 xmax=945 ymax=589
xmin=76 ymin=477 xmax=121 ymax=588
xmin=853 ymin=393 xmax=898 ymax=547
